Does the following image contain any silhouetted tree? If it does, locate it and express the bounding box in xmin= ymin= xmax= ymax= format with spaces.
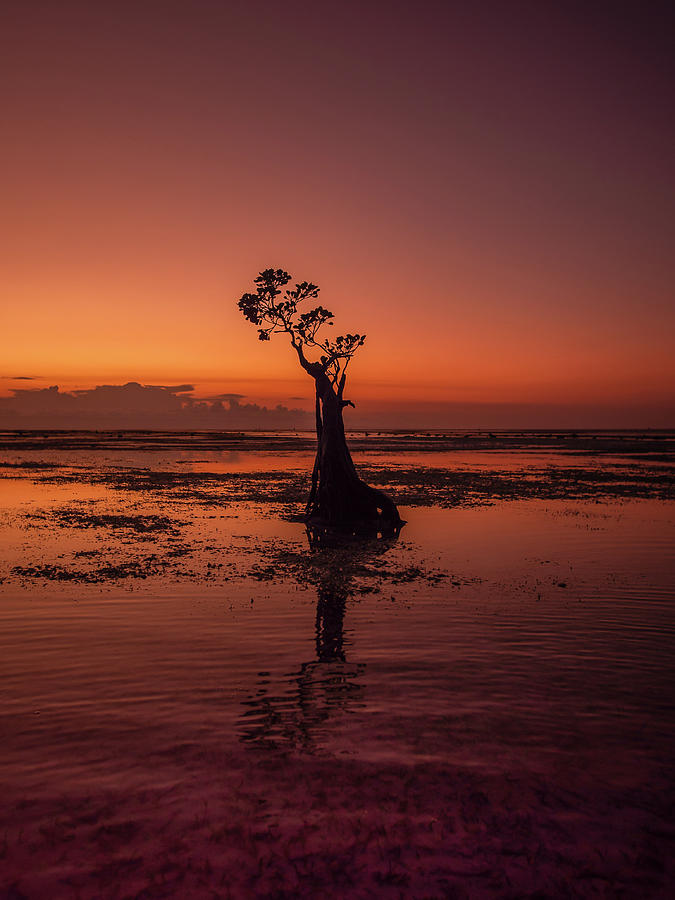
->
xmin=237 ymin=268 xmax=402 ymax=533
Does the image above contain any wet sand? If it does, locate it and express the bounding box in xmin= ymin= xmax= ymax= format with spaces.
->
xmin=0 ymin=431 xmax=674 ymax=898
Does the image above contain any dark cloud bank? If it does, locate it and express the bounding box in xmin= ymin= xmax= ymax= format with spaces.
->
xmin=1 ymin=382 xmax=672 ymax=430
xmin=0 ymin=383 xmax=312 ymax=430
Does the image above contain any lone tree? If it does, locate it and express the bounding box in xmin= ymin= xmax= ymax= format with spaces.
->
xmin=237 ymin=268 xmax=402 ymax=534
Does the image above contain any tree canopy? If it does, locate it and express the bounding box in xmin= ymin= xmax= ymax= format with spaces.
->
xmin=237 ymin=268 xmax=365 ymax=394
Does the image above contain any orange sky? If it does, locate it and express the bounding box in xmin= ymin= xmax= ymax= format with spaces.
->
xmin=1 ymin=2 xmax=674 ymax=427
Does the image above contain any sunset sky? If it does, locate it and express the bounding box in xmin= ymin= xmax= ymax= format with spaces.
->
xmin=1 ymin=1 xmax=673 ymax=428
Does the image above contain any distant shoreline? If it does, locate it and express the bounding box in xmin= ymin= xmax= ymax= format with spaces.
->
xmin=1 ymin=428 xmax=674 ymax=458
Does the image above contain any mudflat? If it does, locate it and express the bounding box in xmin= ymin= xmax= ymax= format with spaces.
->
xmin=1 ymin=431 xmax=673 ymax=898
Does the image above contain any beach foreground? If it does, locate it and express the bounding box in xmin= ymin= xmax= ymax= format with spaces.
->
xmin=1 ymin=432 xmax=673 ymax=898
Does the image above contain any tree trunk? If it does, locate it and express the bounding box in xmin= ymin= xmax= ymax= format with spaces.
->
xmin=304 ymin=372 xmax=402 ymax=535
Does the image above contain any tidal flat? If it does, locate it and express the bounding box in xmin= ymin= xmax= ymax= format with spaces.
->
xmin=0 ymin=430 xmax=674 ymax=898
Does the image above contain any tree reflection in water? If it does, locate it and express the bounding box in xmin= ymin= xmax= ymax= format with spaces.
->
xmin=238 ymin=523 xmax=401 ymax=750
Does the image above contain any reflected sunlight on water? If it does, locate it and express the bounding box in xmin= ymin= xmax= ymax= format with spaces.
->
xmin=1 ymin=496 xmax=672 ymax=774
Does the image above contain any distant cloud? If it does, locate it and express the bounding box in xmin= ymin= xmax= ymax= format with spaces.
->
xmin=0 ymin=382 xmax=312 ymax=430
xmin=155 ymin=385 xmax=195 ymax=394
xmin=3 ymin=383 xmax=667 ymax=430
xmin=1 ymin=375 xmax=37 ymax=380
xmin=70 ymin=383 xmax=195 ymax=396
xmin=208 ymin=392 xmax=247 ymax=401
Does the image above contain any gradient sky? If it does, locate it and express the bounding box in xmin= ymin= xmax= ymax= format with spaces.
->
xmin=1 ymin=0 xmax=674 ymax=427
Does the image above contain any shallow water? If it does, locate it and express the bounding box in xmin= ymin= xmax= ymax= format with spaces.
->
xmin=0 ymin=436 xmax=673 ymax=898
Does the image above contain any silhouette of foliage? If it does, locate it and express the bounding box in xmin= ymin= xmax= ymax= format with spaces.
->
xmin=237 ymin=268 xmax=365 ymax=391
